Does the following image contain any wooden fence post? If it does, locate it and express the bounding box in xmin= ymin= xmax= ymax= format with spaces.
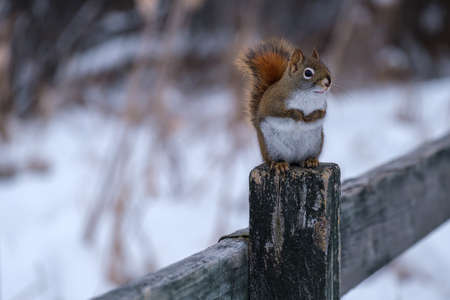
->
xmin=249 ymin=163 xmax=341 ymax=300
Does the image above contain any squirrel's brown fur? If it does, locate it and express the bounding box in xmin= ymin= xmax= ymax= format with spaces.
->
xmin=236 ymin=39 xmax=294 ymax=126
xmin=236 ymin=39 xmax=331 ymax=172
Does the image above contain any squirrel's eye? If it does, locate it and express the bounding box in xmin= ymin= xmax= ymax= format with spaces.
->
xmin=303 ymin=68 xmax=314 ymax=79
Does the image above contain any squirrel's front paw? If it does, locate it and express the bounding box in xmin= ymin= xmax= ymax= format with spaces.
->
xmin=304 ymin=157 xmax=319 ymax=168
xmin=270 ymin=161 xmax=289 ymax=175
xmin=287 ymin=109 xmax=305 ymax=122
xmin=304 ymin=110 xmax=326 ymax=122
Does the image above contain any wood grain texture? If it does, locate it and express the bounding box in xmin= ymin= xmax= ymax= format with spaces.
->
xmin=248 ymin=164 xmax=340 ymax=300
xmin=340 ymin=132 xmax=450 ymax=293
xmin=92 ymin=237 xmax=248 ymax=300
xmin=93 ymin=132 xmax=450 ymax=299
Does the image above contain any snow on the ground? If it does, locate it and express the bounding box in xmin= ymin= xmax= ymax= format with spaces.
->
xmin=1 ymin=78 xmax=450 ymax=300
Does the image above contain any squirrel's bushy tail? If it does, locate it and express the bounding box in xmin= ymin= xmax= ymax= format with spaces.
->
xmin=237 ymin=39 xmax=293 ymax=124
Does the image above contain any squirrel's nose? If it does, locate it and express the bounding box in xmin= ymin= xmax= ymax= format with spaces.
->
xmin=322 ymin=76 xmax=331 ymax=88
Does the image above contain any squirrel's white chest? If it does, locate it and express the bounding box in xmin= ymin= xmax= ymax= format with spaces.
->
xmin=261 ymin=117 xmax=323 ymax=163
xmin=260 ymin=91 xmax=327 ymax=163
xmin=286 ymin=90 xmax=327 ymax=114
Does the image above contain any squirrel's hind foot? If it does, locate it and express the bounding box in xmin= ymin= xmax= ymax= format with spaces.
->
xmin=270 ymin=161 xmax=290 ymax=175
xmin=304 ymin=157 xmax=319 ymax=168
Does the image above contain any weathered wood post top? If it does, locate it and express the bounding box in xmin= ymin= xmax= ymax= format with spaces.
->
xmin=249 ymin=163 xmax=341 ymax=300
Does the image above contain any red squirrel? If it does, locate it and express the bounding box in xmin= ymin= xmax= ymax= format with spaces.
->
xmin=237 ymin=39 xmax=331 ymax=173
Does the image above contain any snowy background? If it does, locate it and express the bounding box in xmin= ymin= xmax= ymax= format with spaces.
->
xmin=1 ymin=78 xmax=450 ymax=300
xmin=1 ymin=0 xmax=450 ymax=299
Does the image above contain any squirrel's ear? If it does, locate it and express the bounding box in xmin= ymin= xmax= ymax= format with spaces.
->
xmin=312 ymin=48 xmax=320 ymax=60
xmin=289 ymin=48 xmax=304 ymax=73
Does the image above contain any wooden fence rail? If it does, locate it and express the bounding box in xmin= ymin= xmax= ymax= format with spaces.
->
xmin=94 ymin=132 xmax=450 ymax=300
